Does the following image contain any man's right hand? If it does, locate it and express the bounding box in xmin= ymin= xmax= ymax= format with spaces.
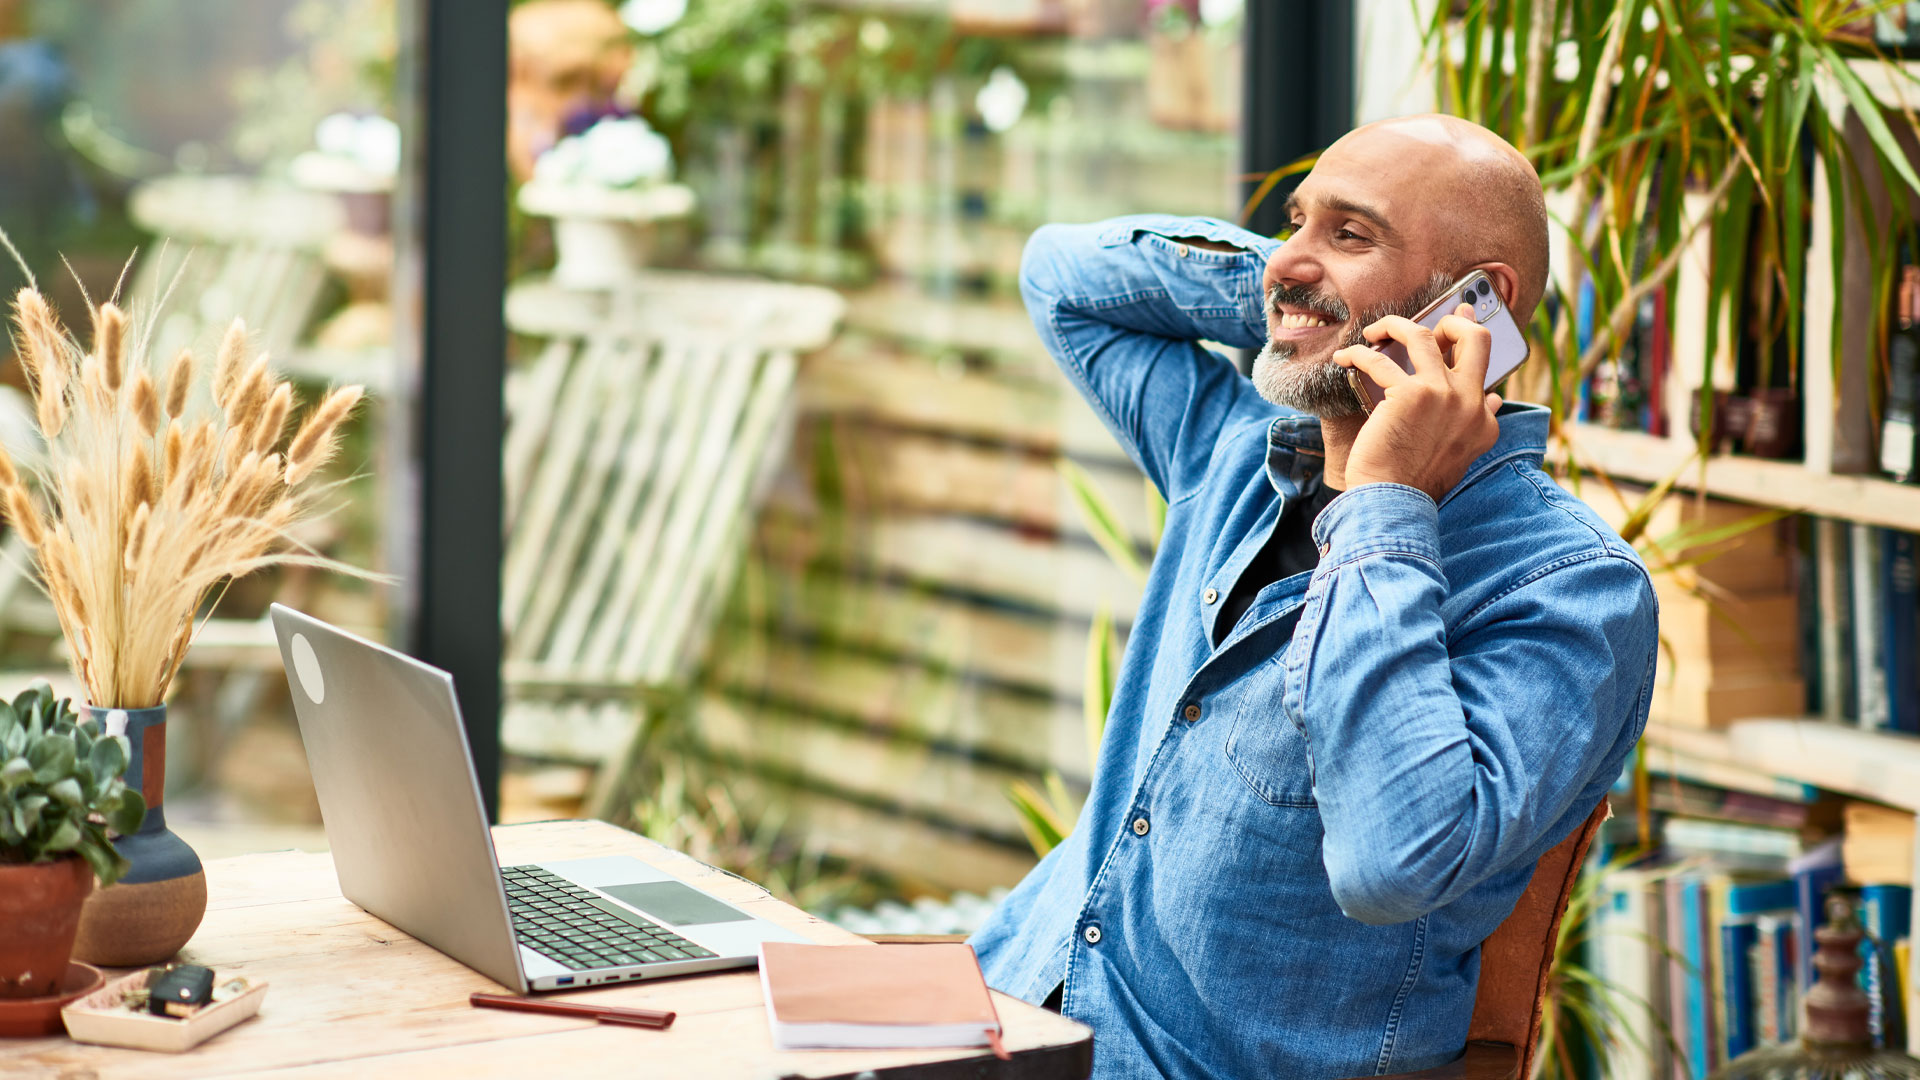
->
xmin=1333 ymin=305 xmax=1502 ymax=503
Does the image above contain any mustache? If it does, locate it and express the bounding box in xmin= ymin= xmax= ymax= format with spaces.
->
xmin=1265 ymin=284 xmax=1350 ymax=324
xmin=1264 ymin=272 xmax=1461 ymax=351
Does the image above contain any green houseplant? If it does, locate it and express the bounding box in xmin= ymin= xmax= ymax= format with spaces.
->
xmin=0 ymin=681 xmax=144 ymax=998
xmin=1422 ymin=0 xmax=1920 ymax=440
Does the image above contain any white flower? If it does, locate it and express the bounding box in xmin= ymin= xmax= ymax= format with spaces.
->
xmin=354 ymin=115 xmax=402 ymax=176
xmin=312 ymin=112 xmax=401 ymax=177
xmin=619 ymin=0 xmax=685 ymax=35
xmin=976 ymin=67 xmax=1028 ymax=135
xmin=535 ymin=116 xmax=674 ymax=189
xmin=1199 ymin=0 xmax=1241 ymax=27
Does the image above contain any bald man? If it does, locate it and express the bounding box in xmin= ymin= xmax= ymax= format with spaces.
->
xmin=967 ymin=116 xmax=1656 ymax=1078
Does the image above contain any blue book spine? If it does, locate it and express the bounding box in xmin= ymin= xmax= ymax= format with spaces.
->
xmin=1862 ymin=885 xmax=1914 ymax=1047
xmin=1780 ymin=916 xmax=1802 ymax=1040
xmin=1884 ymin=530 xmax=1920 ymax=734
xmin=1722 ymin=920 xmax=1759 ymax=1059
xmin=1726 ymin=880 xmax=1797 ymax=917
xmin=1682 ymin=878 xmax=1714 ymax=1072
xmin=1795 ymin=863 xmax=1845 ymax=989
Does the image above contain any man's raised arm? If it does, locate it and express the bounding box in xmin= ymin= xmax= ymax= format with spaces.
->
xmin=1018 ymin=214 xmax=1279 ymax=501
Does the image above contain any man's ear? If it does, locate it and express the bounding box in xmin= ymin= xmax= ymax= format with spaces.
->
xmin=1473 ymin=262 xmax=1522 ymax=311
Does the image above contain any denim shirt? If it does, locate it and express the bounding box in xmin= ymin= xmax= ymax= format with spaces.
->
xmin=968 ymin=215 xmax=1659 ymax=1078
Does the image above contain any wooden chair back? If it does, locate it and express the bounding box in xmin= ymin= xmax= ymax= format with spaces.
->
xmin=125 ymin=176 xmax=342 ymax=364
xmin=497 ymin=273 xmax=842 ymax=806
xmin=1464 ymin=797 xmax=1610 ymax=1077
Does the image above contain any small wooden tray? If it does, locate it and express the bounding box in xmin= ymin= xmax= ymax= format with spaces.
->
xmin=61 ymin=971 xmax=266 ymax=1052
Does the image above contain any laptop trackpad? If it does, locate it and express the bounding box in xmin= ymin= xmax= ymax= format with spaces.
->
xmin=598 ymin=880 xmax=752 ymax=926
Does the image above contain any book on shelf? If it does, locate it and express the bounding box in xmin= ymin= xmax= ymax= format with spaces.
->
xmin=1791 ymin=839 xmax=1845 ymax=990
xmin=1843 ymin=800 xmax=1917 ymax=886
xmin=1647 ymin=776 xmax=1811 ymax=830
xmin=1861 ymin=883 xmax=1913 ymax=1047
xmin=1595 ymin=866 xmax=1669 ymax=1077
xmin=1853 ymin=522 xmax=1892 ymax=732
xmin=1883 ymin=529 xmax=1920 ymax=734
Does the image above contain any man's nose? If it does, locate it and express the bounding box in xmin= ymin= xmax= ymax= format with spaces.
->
xmin=1262 ymin=240 xmax=1322 ymax=296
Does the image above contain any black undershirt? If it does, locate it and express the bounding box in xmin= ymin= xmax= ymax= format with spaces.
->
xmin=1214 ymin=478 xmax=1340 ymax=647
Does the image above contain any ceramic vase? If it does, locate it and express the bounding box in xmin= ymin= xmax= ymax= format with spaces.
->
xmin=70 ymin=705 xmax=206 ymax=966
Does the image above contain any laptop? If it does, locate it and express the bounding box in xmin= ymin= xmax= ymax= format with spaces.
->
xmin=269 ymin=603 xmax=808 ymax=993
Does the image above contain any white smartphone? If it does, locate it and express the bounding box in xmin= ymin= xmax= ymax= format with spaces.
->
xmin=1346 ymin=269 xmax=1531 ymax=414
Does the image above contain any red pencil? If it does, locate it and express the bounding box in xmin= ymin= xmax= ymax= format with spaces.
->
xmin=470 ymin=992 xmax=676 ymax=1029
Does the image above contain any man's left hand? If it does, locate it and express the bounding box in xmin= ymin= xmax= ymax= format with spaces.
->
xmin=1333 ymin=305 xmax=1503 ymax=503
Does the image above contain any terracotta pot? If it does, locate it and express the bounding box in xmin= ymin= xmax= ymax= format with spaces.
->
xmin=71 ymin=705 xmax=206 ymax=967
xmin=0 ymin=856 xmax=93 ymax=999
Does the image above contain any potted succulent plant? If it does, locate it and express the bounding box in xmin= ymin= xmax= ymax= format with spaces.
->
xmin=0 ymin=682 xmax=143 ymax=998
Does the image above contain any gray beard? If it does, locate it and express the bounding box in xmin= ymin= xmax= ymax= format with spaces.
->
xmin=1250 ymin=271 xmax=1458 ymax=418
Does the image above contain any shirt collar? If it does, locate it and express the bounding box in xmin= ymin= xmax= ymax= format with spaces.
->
xmin=1264 ymin=402 xmax=1553 ymax=502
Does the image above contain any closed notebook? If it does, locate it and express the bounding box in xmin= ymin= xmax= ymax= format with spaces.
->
xmin=758 ymin=941 xmax=1008 ymax=1057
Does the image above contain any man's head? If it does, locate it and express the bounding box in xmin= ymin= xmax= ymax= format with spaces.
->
xmin=1251 ymin=114 xmax=1549 ymax=418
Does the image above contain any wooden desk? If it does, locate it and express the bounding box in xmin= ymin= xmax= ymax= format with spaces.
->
xmin=1 ymin=820 xmax=1092 ymax=1079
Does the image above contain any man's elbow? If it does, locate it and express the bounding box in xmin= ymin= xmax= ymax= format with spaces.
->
xmin=1326 ymin=855 xmax=1444 ymax=927
xmin=1018 ymin=223 xmax=1084 ymax=311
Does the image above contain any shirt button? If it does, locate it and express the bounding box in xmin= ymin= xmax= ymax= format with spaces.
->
xmin=1084 ymin=925 xmax=1102 ymax=944
xmin=1174 ymin=243 xmax=1191 ymax=258
xmin=1183 ymin=703 xmax=1201 ymax=722
xmin=1132 ymin=817 xmax=1150 ymax=836
xmin=1202 ymin=588 xmax=1218 ymax=604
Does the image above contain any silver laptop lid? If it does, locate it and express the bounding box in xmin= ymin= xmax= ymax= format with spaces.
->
xmin=269 ymin=603 xmax=527 ymax=993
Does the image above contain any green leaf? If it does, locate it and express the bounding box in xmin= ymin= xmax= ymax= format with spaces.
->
xmin=88 ymin=734 xmax=127 ymax=783
xmin=1005 ymin=779 xmax=1071 ymax=858
xmin=15 ymin=793 xmax=46 ymax=834
xmin=44 ymin=816 xmax=81 ymax=852
xmin=107 ymin=788 xmax=145 ymax=837
xmin=1084 ymin=606 xmax=1119 ymax=763
xmin=26 ymin=733 xmax=75 ymax=784
xmin=0 ymin=756 xmax=29 ymax=790
xmin=0 ymin=700 xmax=16 ymax=740
xmin=1058 ymin=459 xmax=1146 ymax=583
xmin=1822 ymin=51 xmax=1920 ymax=198
xmin=47 ymin=777 xmax=82 ymax=808
xmin=75 ymin=827 xmax=126 ymax=887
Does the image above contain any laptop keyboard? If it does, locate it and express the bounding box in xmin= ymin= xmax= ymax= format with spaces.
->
xmin=501 ymin=865 xmax=717 ymax=971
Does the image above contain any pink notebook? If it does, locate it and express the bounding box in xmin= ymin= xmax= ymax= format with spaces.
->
xmin=758 ymin=942 xmax=1008 ymax=1057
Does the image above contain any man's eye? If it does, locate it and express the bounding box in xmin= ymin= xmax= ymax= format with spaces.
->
xmin=1335 ymin=228 xmax=1367 ymax=242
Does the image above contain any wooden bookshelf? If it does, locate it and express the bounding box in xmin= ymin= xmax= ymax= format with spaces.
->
xmin=1561 ymin=422 xmax=1920 ymax=531
xmin=1644 ymin=718 xmax=1920 ymax=813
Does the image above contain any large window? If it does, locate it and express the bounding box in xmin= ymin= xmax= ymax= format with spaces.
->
xmin=0 ymin=0 xmax=403 ymax=855
xmin=495 ymin=0 xmax=1245 ymax=919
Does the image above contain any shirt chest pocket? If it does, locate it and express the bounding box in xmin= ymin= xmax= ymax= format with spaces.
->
xmin=1221 ymin=664 xmax=1318 ymax=808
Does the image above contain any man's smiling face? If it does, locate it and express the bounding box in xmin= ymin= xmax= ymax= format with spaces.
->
xmin=1249 ymin=116 xmax=1542 ymax=418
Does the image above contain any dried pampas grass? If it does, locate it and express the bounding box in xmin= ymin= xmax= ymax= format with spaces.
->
xmin=2 ymin=286 xmax=366 ymax=708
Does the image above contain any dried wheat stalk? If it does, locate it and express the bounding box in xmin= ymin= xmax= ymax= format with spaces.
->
xmin=2 ymin=287 xmax=366 ymax=708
